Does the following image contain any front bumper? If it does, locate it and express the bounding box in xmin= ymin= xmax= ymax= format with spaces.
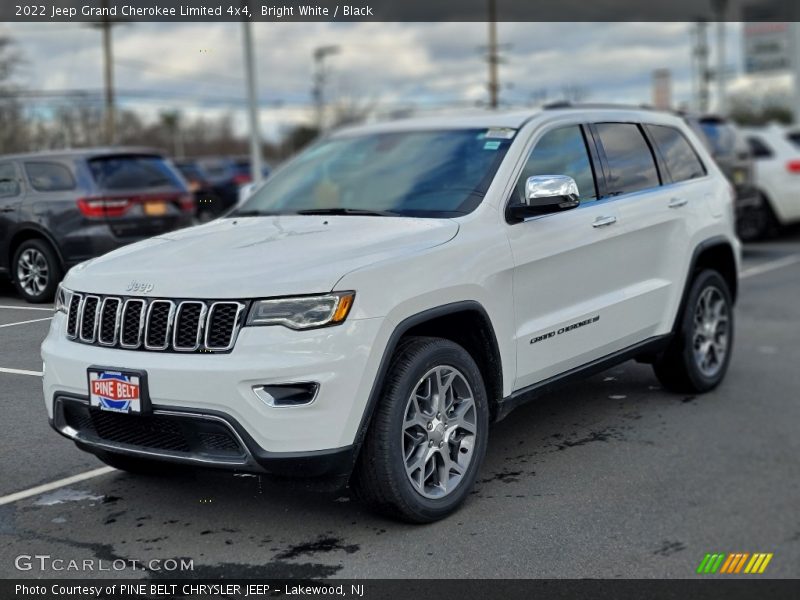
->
xmin=50 ymin=395 xmax=356 ymax=478
xmin=42 ymin=312 xmax=387 ymax=465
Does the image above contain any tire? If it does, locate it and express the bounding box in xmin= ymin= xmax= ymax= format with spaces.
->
xmin=94 ymin=450 xmax=185 ymax=476
xmin=736 ymin=193 xmax=778 ymax=242
xmin=12 ymin=238 xmax=63 ymax=303
xmin=352 ymin=336 xmax=489 ymax=523
xmin=654 ymin=270 xmax=734 ymax=394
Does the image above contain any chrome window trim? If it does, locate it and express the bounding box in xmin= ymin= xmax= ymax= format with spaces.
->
xmin=119 ymin=298 xmax=147 ymax=349
xmin=144 ymin=299 xmax=176 ymax=351
xmin=172 ymin=300 xmax=208 ymax=352
xmin=78 ymin=295 xmax=101 ymax=343
xmin=97 ymin=297 xmax=122 ymax=347
xmin=204 ymin=302 xmax=246 ymax=351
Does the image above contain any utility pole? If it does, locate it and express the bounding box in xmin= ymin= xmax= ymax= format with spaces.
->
xmin=312 ymin=45 xmax=340 ymax=132
xmin=712 ymin=0 xmax=728 ymax=115
xmin=88 ymin=0 xmax=118 ymax=145
xmin=242 ymin=20 xmax=263 ymax=186
xmin=487 ymin=0 xmax=499 ymax=109
xmin=693 ymin=21 xmax=711 ymax=113
xmin=791 ymin=22 xmax=800 ymax=125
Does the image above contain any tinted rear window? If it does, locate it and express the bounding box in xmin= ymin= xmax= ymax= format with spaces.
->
xmin=699 ymin=122 xmax=737 ymax=158
xmin=786 ymin=132 xmax=800 ymax=150
xmin=747 ymin=136 xmax=773 ymax=159
xmin=647 ymin=125 xmax=706 ymax=182
xmin=595 ymin=123 xmax=660 ymax=195
xmin=25 ymin=161 xmax=76 ymax=192
xmin=88 ymin=155 xmax=182 ymax=190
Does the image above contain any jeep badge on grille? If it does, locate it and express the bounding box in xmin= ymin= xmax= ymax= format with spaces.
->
xmin=126 ymin=280 xmax=154 ymax=294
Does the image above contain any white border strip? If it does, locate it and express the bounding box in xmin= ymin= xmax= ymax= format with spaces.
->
xmin=0 ymin=466 xmax=115 ymax=507
xmin=741 ymin=254 xmax=800 ymax=280
xmin=0 ymin=366 xmax=42 ymax=376
xmin=0 ymin=317 xmax=52 ymax=329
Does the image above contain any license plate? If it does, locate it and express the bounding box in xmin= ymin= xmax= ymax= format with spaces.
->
xmin=143 ymin=201 xmax=167 ymax=216
xmin=733 ymin=169 xmax=746 ymax=185
xmin=88 ymin=367 xmax=150 ymax=414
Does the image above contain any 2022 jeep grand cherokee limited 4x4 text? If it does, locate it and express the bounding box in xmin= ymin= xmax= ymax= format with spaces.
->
xmin=41 ymin=107 xmax=739 ymax=522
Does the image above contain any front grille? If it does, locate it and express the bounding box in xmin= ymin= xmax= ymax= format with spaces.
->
xmin=66 ymin=294 xmax=244 ymax=353
xmin=60 ymin=400 xmax=246 ymax=460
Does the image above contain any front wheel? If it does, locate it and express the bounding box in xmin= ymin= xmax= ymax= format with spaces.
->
xmin=654 ymin=270 xmax=734 ymax=393
xmin=352 ymin=337 xmax=489 ymax=523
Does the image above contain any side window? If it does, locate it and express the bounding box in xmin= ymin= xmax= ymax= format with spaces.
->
xmin=0 ymin=163 xmax=21 ymax=198
xmin=24 ymin=162 xmax=76 ymax=192
xmin=746 ymin=136 xmax=773 ymax=159
xmin=647 ymin=124 xmax=706 ymax=182
xmin=595 ymin=123 xmax=660 ymax=196
xmin=514 ymin=125 xmax=597 ymax=202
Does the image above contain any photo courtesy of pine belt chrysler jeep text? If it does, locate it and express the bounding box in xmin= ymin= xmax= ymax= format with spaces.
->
xmin=41 ymin=107 xmax=740 ymax=522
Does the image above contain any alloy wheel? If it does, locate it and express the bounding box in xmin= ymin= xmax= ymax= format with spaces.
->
xmin=16 ymin=248 xmax=49 ymax=297
xmin=692 ymin=286 xmax=730 ymax=378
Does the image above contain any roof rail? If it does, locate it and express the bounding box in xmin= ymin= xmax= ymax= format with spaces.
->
xmin=542 ymin=101 xmax=657 ymax=111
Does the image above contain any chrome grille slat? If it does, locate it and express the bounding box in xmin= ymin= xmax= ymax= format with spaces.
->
xmin=65 ymin=294 xmax=244 ymax=353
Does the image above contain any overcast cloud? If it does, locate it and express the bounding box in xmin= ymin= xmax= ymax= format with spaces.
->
xmin=1 ymin=21 xmax=745 ymax=139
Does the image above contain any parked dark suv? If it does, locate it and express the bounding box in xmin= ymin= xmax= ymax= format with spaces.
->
xmin=0 ymin=148 xmax=195 ymax=303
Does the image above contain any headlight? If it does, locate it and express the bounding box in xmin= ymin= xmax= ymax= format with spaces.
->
xmin=55 ymin=284 xmax=71 ymax=314
xmin=246 ymin=292 xmax=355 ymax=330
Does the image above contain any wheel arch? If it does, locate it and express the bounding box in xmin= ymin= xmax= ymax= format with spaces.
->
xmin=352 ymin=301 xmax=503 ymax=460
xmin=8 ymin=225 xmax=66 ymax=273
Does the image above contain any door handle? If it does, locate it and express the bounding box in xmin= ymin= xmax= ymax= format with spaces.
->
xmin=669 ymin=197 xmax=688 ymax=208
xmin=592 ymin=215 xmax=617 ymax=228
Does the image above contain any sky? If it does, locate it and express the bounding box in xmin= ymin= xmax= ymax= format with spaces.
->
xmin=0 ymin=21 xmax=751 ymax=140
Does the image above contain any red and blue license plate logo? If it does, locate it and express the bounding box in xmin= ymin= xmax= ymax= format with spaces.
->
xmin=89 ymin=370 xmax=142 ymax=413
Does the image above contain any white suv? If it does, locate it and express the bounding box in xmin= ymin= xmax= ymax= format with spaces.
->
xmin=42 ymin=107 xmax=739 ymax=522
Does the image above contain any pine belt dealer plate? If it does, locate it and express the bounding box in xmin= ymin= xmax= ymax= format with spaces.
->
xmin=88 ymin=366 xmax=151 ymax=414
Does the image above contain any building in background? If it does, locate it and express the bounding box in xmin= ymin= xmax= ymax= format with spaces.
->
xmin=652 ymin=68 xmax=672 ymax=110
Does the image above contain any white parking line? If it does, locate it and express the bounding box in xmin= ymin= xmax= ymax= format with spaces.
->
xmin=0 ymin=316 xmax=52 ymax=329
xmin=741 ymin=254 xmax=800 ymax=280
xmin=0 ymin=366 xmax=43 ymax=376
xmin=0 ymin=304 xmax=53 ymax=311
xmin=0 ymin=466 xmax=116 ymax=507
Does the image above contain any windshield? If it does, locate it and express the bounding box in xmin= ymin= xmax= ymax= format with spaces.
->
xmin=234 ymin=128 xmax=514 ymax=218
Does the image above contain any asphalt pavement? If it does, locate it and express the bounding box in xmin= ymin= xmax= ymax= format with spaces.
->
xmin=0 ymin=233 xmax=799 ymax=579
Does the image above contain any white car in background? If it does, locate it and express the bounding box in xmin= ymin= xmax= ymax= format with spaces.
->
xmin=740 ymin=125 xmax=800 ymax=239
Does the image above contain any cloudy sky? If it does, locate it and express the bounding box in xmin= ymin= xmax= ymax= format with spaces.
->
xmin=1 ymin=21 xmax=747 ymax=139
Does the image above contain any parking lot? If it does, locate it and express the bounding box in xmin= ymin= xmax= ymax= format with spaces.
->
xmin=0 ymin=233 xmax=799 ymax=580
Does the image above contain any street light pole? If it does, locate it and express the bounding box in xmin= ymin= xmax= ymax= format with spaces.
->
xmin=242 ymin=20 xmax=263 ymax=186
xmin=487 ymin=0 xmax=499 ymax=109
xmin=312 ymin=45 xmax=340 ymax=132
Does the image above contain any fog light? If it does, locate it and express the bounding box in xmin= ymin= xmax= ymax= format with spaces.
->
xmin=253 ymin=383 xmax=319 ymax=407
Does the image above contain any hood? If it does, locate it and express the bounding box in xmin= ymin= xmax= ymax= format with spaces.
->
xmin=64 ymin=215 xmax=459 ymax=298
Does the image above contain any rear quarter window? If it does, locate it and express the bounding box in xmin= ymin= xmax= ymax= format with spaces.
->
xmin=24 ymin=162 xmax=76 ymax=192
xmin=88 ymin=155 xmax=182 ymax=190
xmin=646 ymin=125 xmax=706 ymax=182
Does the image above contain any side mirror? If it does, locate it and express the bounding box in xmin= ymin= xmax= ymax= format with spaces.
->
xmin=507 ymin=175 xmax=581 ymax=221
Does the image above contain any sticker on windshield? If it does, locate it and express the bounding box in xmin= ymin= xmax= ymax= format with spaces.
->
xmin=483 ymin=140 xmax=501 ymax=150
xmin=484 ymin=127 xmax=516 ymax=139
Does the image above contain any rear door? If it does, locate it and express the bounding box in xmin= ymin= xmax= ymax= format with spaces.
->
xmin=593 ymin=122 xmax=702 ymax=339
xmin=0 ymin=161 xmax=24 ymax=271
xmin=84 ymin=154 xmax=192 ymax=239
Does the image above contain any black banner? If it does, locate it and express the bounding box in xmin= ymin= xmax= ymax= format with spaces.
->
xmin=3 ymin=0 xmax=800 ymax=23
xmin=3 ymin=579 xmax=800 ymax=600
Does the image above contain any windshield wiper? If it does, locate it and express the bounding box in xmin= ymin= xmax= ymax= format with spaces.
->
xmin=295 ymin=208 xmax=400 ymax=217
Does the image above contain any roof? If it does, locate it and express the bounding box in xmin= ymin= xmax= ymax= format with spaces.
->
xmin=333 ymin=105 xmax=686 ymax=137
xmin=0 ymin=146 xmax=165 ymax=161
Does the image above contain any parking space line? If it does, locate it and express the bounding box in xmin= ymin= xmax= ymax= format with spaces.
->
xmin=0 ymin=304 xmax=53 ymax=312
xmin=0 ymin=316 xmax=52 ymax=329
xmin=0 ymin=366 xmax=43 ymax=376
xmin=0 ymin=466 xmax=116 ymax=507
xmin=741 ymin=254 xmax=800 ymax=280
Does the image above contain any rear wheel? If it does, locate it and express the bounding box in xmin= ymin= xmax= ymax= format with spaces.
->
xmin=654 ymin=270 xmax=734 ymax=393
xmin=352 ymin=337 xmax=489 ymax=523
xmin=13 ymin=238 xmax=62 ymax=303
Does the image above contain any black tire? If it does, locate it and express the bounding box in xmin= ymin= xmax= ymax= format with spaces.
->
xmin=94 ymin=451 xmax=185 ymax=476
xmin=654 ymin=270 xmax=734 ymax=394
xmin=12 ymin=238 xmax=63 ymax=303
xmin=736 ymin=193 xmax=778 ymax=242
xmin=351 ymin=336 xmax=489 ymax=523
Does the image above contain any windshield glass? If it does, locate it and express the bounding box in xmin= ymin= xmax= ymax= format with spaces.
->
xmin=235 ymin=128 xmax=514 ymax=218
